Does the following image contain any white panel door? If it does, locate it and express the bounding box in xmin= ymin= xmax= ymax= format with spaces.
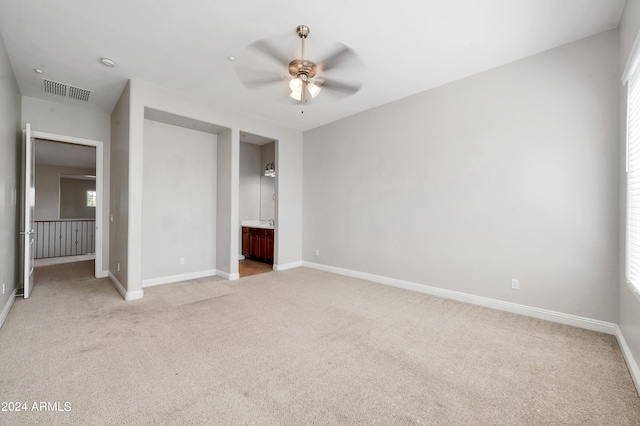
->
xmin=21 ymin=123 xmax=35 ymax=298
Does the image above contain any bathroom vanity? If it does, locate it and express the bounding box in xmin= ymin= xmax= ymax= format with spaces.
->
xmin=242 ymin=222 xmax=274 ymax=264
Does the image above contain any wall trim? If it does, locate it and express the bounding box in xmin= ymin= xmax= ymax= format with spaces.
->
xmin=108 ymin=272 xmax=143 ymax=301
xmin=142 ymin=269 xmax=217 ymax=288
xmin=216 ymin=270 xmax=239 ymax=281
xmin=0 ymin=289 xmax=17 ymax=328
xmin=301 ymin=261 xmax=618 ymax=335
xmin=274 ymin=261 xmax=302 ymax=271
xmin=97 ymin=271 xmax=109 ymax=279
xmin=616 ymin=325 xmax=640 ymax=396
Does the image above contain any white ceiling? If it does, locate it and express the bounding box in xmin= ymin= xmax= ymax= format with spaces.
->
xmin=0 ymin=0 xmax=626 ymax=132
xmin=35 ymin=139 xmax=96 ymax=169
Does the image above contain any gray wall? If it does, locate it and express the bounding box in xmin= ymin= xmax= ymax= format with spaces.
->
xmin=239 ymin=141 xmax=277 ymax=225
xmin=35 ymin=165 xmax=96 ymax=220
xmin=619 ymin=0 xmax=640 ymax=382
xmin=274 ymin=130 xmax=303 ymax=268
xmin=303 ymin=29 xmax=619 ymax=322
xmin=216 ymin=128 xmax=238 ymax=277
xmin=142 ymin=119 xmax=217 ymax=282
xmin=109 ymin=82 xmax=131 ymax=289
xmin=260 ymin=142 xmax=276 ymax=221
xmin=59 ymin=177 xmax=96 ymax=219
xmin=239 ymin=142 xmax=261 ymax=256
xmin=239 ymin=142 xmax=261 ymax=222
xmin=0 ymin=30 xmax=21 ymax=318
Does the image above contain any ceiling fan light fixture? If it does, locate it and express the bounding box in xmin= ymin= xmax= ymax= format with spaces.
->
xmin=290 ymin=91 xmax=302 ymax=101
xmin=307 ymin=82 xmax=321 ymax=98
xmin=289 ymin=77 xmax=303 ymax=92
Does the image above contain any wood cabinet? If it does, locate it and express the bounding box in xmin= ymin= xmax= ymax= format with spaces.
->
xmin=242 ymin=227 xmax=274 ymax=264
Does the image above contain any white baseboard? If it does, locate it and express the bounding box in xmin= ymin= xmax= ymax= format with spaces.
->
xmin=616 ymin=325 xmax=640 ymax=396
xmin=108 ymin=272 xmax=126 ymax=299
xmin=142 ymin=269 xmax=217 ymax=288
xmin=108 ymin=272 xmax=144 ymax=301
xmin=125 ymin=289 xmax=144 ymax=300
xmin=239 ymin=255 xmax=245 ymax=260
xmin=274 ymin=261 xmax=302 ymax=271
xmin=216 ymin=270 xmax=239 ymax=281
xmin=0 ymin=289 xmax=17 ymax=328
xmin=97 ymin=271 xmax=109 ymax=279
xmin=301 ymin=261 xmax=618 ymax=335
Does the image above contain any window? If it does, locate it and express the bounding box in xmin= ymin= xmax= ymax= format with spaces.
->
xmin=626 ymin=49 xmax=640 ymax=295
xmin=87 ymin=190 xmax=96 ymax=207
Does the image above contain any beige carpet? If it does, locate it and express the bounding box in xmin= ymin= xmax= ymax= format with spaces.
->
xmin=0 ymin=260 xmax=638 ymax=425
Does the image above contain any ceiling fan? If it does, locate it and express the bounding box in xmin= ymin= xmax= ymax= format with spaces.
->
xmin=237 ymin=25 xmax=363 ymax=105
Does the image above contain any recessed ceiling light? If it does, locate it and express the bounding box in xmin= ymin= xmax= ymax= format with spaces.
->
xmin=228 ymin=55 xmax=236 ymax=61
xmin=100 ymin=57 xmax=116 ymax=67
xmin=34 ymin=68 xmax=44 ymax=74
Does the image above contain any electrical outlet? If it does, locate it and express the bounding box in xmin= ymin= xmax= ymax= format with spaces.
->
xmin=315 ymin=249 xmax=320 ymax=256
xmin=511 ymin=279 xmax=520 ymax=290
xmin=2 ymin=283 xmax=4 ymax=295
xmin=180 ymin=258 xmax=185 ymax=265
xmin=117 ymin=263 xmax=120 ymax=272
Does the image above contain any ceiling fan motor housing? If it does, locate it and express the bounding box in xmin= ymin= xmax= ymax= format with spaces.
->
xmin=288 ymin=59 xmax=317 ymax=80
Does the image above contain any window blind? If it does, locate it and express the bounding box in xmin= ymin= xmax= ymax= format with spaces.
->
xmin=627 ymin=66 xmax=640 ymax=293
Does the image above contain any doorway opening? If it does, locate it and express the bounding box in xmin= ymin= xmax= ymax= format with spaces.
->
xmin=239 ymin=132 xmax=277 ymax=278
xmin=27 ymin=130 xmax=104 ymax=288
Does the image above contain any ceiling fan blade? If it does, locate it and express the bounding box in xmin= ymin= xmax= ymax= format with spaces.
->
xmin=249 ymin=39 xmax=290 ymax=67
xmin=241 ymin=75 xmax=285 ymax=90
xmin=319 ymin=78 xmax=362 ymax=95
xmin=236 ymin=63 xmax=287 ymax=90
xmin=317 ymin=45 xmax=358 ymax=73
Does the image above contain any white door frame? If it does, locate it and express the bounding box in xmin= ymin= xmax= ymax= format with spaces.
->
xmin=32 ymin=130 xmax=104 ymax=278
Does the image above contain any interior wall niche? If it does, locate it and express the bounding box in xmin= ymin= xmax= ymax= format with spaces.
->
xmin=59 ymin=175 xmax=96 ymax=219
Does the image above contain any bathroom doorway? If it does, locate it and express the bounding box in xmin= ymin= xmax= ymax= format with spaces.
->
xmin=239 ymin=132 xmax=277 ymax=277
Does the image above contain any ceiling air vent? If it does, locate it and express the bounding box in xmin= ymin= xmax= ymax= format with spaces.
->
xmin=42 ymin=79 xmax=67 ymax=97
xmin=41 ymin=79 xmax=93 ymax=102
xmin=68 ymin=85 xmax=92 ymax=102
